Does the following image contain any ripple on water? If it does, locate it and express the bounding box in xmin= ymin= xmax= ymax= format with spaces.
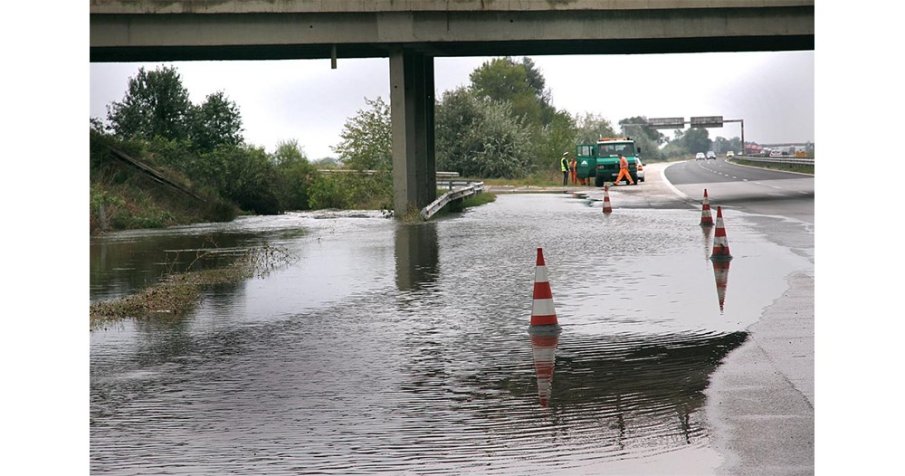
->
xmin=91 ymin=194 xmax=810 ymax=474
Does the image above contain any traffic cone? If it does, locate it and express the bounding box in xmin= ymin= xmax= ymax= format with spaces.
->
xmin=602 ymin=184 xmax=613 ymax=214
xmin=529 ymin=248 xmax=561 ymax=334
xmin=712 ymin=259 xmax=731 ymax=313
xmin=710 ymin=206 xmax=733 ymax=261
xmin=700 ymin=189 xmax=713 ymax=227
xmin=531 ymin=333 xmax=559 ymax=408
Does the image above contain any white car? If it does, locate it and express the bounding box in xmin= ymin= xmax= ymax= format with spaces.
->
xmin=695 ymin=152 xmax=706 ymax=160
xmin=726 ymin=151 xmax=735 ymax=158
xmin=769 ymin=150 xmax=783 ymax=157
xmin=706 ymin=151 xmax=717 ymax=160
xmin=635 ymin=158 xmax=645 ymax=183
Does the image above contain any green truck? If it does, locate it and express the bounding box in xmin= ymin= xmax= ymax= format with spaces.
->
xmin=576 ymin=137 xmax=643 ymax=187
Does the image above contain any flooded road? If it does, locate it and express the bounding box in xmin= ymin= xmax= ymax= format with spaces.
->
xmin=90 ymin=192 xmax=811 ymax=474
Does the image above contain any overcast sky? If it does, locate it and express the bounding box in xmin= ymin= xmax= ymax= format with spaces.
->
xmin=90 ymin=50 xmax=814 ymax=159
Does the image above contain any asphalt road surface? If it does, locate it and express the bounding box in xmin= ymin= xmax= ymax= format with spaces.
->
xmin=578 ymin=160 xmax=814 ymax=475
xmin=664 ymin=157 xmax=814 ymax=225
xmin=663 ymin=159 xmax=815 ymax=475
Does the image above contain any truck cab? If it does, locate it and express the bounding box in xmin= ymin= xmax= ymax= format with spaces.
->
xmin=576 ymin=138 xmax=641 ymax=187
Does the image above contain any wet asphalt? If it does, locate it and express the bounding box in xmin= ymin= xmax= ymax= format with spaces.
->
xmin=495 ymin=162 xmax=815 ymax=475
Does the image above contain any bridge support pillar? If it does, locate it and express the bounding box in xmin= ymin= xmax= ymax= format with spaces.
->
xmin=390 ymin=48 xmax=436 ymax=217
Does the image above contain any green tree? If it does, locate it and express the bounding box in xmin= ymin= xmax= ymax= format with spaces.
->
xmin=271 ymin=140 xmax=316 ymax=211
xmin=469 ymin=57 xmax=553 ymax=128
xmin=619 ymin=117 xmax=665 ymax=161
xmin=680 ymin=127 xmax=712 ymax=154
xmin=713 ymin=136 xmax=731 ymax=154
xmin=536 ymin=111 xmax=577 ymax=172
xmin=436 ymin=87 xmax=533 ymax=178
xmin=618 ymin=116 xmax=665 ymax=144
xmin=190 ymin=91 xmax=244 ymax=153
xmin=272 ymin=139 xmax=306 ymax=166
xmin=106 ymin=66 xmax=193 ymax=142
xmin=574 ymin=113 xmax=617 ymax=144
xmin=332 ymin=97 xmax=392 ymax=171
xmin=200 ymin=145 xmax=281 ymax=215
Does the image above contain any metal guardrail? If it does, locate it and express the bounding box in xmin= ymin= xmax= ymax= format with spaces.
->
xmin=318 ymin=169 xmax=468 ymax=189
xmin=734 ymin=155 xmax=814 ymax=166
xmin=420 ymin=182 xmax=485 ymax=220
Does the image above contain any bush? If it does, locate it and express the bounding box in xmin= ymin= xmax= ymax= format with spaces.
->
xmin=308 ymin=174 xmax=348 ymax=209
xmin=307 ymin=171 xmax=393 ymax=210
xmin=273 ymin=156 xmax=317 ymax=211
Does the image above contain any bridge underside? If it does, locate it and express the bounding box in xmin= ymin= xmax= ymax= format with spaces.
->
xmin=91 ymin=36 xmax=812 ymax=63
xmin=91 ymin=5 xmax=814 ymax=215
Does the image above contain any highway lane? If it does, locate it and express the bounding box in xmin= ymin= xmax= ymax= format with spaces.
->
xmin=663 ymin=158 xmax=814 ymax=225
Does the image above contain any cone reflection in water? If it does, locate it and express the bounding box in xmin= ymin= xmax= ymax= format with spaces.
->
xmin=712 ymin=259 xmax=731 ymax=313
xmin=529 ymin=248 xmax=561 ymax=332
xmin=710 ymin=206 xmax=733 ymax=261
xmin=700 ymin=189 xmax=713 ymax=227
xmin=602 ymin=184 xmax=613 ymax=214
xmin=531 ymin=333 xmax=559 ymax=407
xmin=702 ymin=227 xmax=713 ymax=262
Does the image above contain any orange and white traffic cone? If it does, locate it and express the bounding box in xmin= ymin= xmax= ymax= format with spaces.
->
xmin=700 ymin=189 xmax=713 ymax=227
xmin=710 ymin=206 xmax=733 ymax=261
xmin=602 ymin=184 xmax=613 ymax=214
xmin=712 ymin=259 xmax=731 ymax=313
xmin=529 ymin=248 xmax=561 ymax=334
xmin=531 ymin=333 xmax=559 ymax=408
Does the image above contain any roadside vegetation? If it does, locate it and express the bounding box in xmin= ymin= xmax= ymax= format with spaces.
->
xmin=91 ymin=59 xmax=753 ymax=234
xmin=89 ymin=245 xmax=295 ymax=329
xmin=730 ymin=157 xmax=814 ymax=175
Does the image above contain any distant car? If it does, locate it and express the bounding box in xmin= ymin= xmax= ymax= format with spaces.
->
xmin=634 ymin=158 xmax=645 ymax=183
xmin=769 ymin=150 xmax=783 ymax=158
xmin=726 ymin=151 xmax=735 ymax=158
xmin=706 ymin=151 xmax=717 ymax=160
xmin=695 ymin=152 xmax=706 ymax=160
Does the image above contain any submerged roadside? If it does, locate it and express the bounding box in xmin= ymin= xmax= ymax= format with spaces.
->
xmin=705 ymin=272 xmax=815 ymax=475
xmin=644 ymin=160 xmax=815 ymax=474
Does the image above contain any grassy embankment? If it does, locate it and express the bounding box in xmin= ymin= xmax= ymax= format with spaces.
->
xmin=90 ymin=134 xmax=239 ymax=235
xmin=730 ymin=157 xmax=814 ymax=175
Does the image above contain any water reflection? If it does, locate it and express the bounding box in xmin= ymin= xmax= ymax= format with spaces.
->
xmin=90 ymin=230 xmax=262 ymax=302
xmin=530 ymin=333 xmax=559 ymax=407
xmin=394 ymin=222 xmax=439 ymax=291
xmin=712 ymin=259 xmax=731 ymax=313
xmin=90 ymin=197 xmax=806 ymax=473
xmin=523 ymin=331 xmax=748 ymax=450
xmin=702 ymin=227 xmax=713 ymax=262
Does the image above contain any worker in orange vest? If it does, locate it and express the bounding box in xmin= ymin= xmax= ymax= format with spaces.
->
xmin=613 ymin=153 xmax=634 ymax=186
xmin=569 ymin=157 xmax=577 ymax=185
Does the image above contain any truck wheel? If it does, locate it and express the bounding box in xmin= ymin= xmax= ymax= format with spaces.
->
xmin=595 ymin=176 xmax=604 ymax=187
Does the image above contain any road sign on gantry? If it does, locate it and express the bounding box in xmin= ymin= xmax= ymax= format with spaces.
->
xmin=690 ymin=116 xmax=723 ymax=128
xmin=648 ymin=117 xmax=685 ymax=129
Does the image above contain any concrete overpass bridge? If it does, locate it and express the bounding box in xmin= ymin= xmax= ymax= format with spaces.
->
xmin=90 ymin=0 xmax=814 ymax=216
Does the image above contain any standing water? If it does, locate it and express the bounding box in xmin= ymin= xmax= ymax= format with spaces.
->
xmin=90 ymin=193 xmax=808 ymax=474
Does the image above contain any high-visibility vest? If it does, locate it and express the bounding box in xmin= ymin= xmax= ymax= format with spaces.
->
xmin=561 ymin=157 xmax=569 ymax=172
xmin=619 ymin=156 xmax=629 ymax=170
